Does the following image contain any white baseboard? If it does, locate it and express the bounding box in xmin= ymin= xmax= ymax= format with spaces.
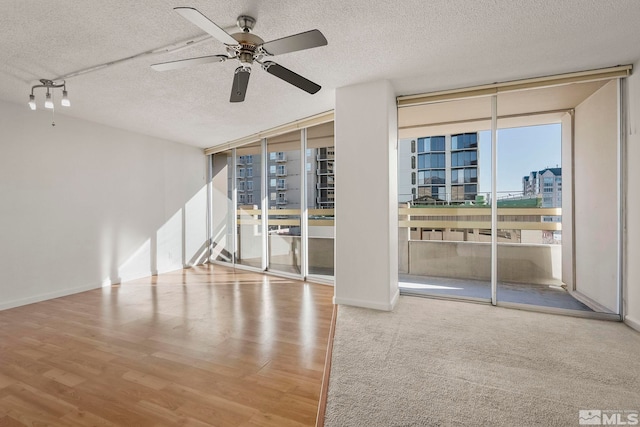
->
xmin=390 ymin=287 xmax=400 ymax=310
xmin=0 ymin=282 xmax=102 ymax=311
xmin=335 ymin=293 xmax=399 ymax=311
xmin=625 ymin=315 xmax=640 ymax=333
xmin=1 ymin=264 xmax=207 ymax=312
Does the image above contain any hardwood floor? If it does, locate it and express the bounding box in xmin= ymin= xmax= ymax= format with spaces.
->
xmin=0 ymin=265 xmax=335 ymax=426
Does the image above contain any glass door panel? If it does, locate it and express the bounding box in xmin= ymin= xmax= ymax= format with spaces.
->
xmin=495 ymin=81 xmax=619 ymax=314
xmin=236 ymin=141 xmax=263 ymax=269
xmin=495 ymin=117 xmax=570 ymax=309
xmin=267 ymin=131 xmax=302 ymax=275
xmin=306 ymin=122 xmax=335 ymax=279
xmin=211 ymin=150 xmax=234 ymax=263
xmin=397 ymin=96 xmax=492 ymax=301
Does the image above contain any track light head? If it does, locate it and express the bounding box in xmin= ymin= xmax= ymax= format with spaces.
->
xmin=44 ymin=92 xmax=54 ymax=109
xmin=61 ymin=90 xmax=70 ymax=107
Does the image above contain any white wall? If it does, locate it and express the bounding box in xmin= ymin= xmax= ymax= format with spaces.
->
xmin=625 ymin=64 xmax=640 ymax=331
xmin=574 ymin=80 xmax=619 ymax=313
xmin=335 ymin=80 xmax=399 ymax=310
xmin=0 ymin=100 xmax=207 ymax=310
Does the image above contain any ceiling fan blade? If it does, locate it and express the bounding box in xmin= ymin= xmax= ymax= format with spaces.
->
xmin=151 ymin=54 xmax=227 ymax=71
xmin=260 ymin=29 xmax=327 ymax=56
xmin=174 ymin=7 xmax=238 ymax=46
xmin=262 ymin=61 xmax=320 ymax=94
xmin=230 ymin=67 xmax=251 ymax=102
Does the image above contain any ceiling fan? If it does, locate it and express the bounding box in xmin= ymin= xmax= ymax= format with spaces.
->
xmin=151 ymin=7 xmax=328 ymax=102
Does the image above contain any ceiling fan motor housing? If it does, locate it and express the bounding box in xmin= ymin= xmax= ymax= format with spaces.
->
xmin=230 ymin=32 xmax=264 ymax=68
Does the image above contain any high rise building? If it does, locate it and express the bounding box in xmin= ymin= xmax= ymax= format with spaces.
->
xmin=314 ymin=146 xmax=335 ymax=209
xmin=399 ymin=133 xmax=479 ymax=203
xmin=235 ymin=148 xmax=335 ymax=209
xmin=522 ymin=167 xmax=562 ymax=208
xmin=236 ymin=153 xmax=261 ymax=206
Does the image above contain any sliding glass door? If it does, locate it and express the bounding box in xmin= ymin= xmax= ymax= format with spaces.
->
xmin=267 ymin=131 xmax=303 ymax=275
xmin=397 ymin=77 xmax=623 ymax=316
xmin=495 ymin=117 xmax=570 ymax=310
xmin=306 ymin=122 xmax=335 ymax=279
xmin=398 ymin=96 xmax=493 ymax=301
xmin=236 ymin=141 xmax=263 ymax=269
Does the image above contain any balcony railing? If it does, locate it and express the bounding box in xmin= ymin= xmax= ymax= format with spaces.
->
xmin=316 ymin=197 xmax=335 ymax=204
xmin=238 ymin=206 xmax=557 ymax=232
xmin=316 ymin=168 xmax=334 ymax=175
xmin=398 ymin=206 xmax=561 ymax=231
xmin=317 ymin=182 xmax=335 ymax=189
xmin=237 ymin=209 xmax=335 ymax=228
xmin=236 ymin=205 xmax=562 ymax=285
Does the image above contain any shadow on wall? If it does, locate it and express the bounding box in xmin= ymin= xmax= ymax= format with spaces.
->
xmin=103 ymin=184 xmax=210 ymax=286
xmin=0 ymin=99 xmax=212 ymax=311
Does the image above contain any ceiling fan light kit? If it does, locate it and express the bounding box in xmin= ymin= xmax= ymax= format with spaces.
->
xmin=151 ymin=7 xmax=328 ymax=102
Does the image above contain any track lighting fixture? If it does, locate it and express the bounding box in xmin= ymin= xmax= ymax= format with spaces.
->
xmin=28 ymin=79 xmax=70 ymax=111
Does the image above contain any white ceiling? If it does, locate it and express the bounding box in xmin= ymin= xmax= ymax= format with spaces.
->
xmin=1 ymin=0 xmax=639 ymax=149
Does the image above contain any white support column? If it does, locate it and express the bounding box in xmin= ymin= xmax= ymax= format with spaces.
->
xmin=334 ymin=80 xmax=399 ymax=311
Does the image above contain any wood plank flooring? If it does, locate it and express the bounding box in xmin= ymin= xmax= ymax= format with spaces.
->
xmin=0 ymin=265 xmax=335 ymax=426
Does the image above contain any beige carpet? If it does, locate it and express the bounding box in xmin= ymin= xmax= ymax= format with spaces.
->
xmin=324 ymin=296 xmax=640 ymax=426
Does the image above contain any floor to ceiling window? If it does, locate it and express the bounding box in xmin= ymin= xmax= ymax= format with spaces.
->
xmin=236 ymin=141 xmax=263 ymax=269
xmin=267 ymin=130 xmax=303 ymax=276
xmin=306 ymin=122 xmax=335 ymax=279
xmin=397 ymin=71 xmax=626 ymax=317
xmin=211 ymin=149 xmax=234 ymax=263
xmin=208 ymin=119 xmax=335 ymax=283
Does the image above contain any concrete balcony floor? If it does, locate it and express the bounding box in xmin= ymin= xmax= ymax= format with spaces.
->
xmin=399 ymin=274 xmax=594 ymax=312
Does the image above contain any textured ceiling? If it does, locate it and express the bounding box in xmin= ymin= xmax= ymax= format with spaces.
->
xmin=1 ymin=0 xmax=639 ymax=149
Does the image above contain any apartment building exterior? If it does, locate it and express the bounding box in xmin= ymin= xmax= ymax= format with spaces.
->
xmin=523 ymin=167 xmax=562 ymax=208
xmin=236 ymin=153 xmax=261 ymax=206
xmin=399 ymin=133 xmax=479 ymax=203
xmin=234 ymin=148 xmax=335 ymax=209
xmin=315 ymin=147 xmax=335 ymax=209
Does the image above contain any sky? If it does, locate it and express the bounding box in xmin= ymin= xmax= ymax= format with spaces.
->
xmin=477 ymin=123 xmax=561 ymax=195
